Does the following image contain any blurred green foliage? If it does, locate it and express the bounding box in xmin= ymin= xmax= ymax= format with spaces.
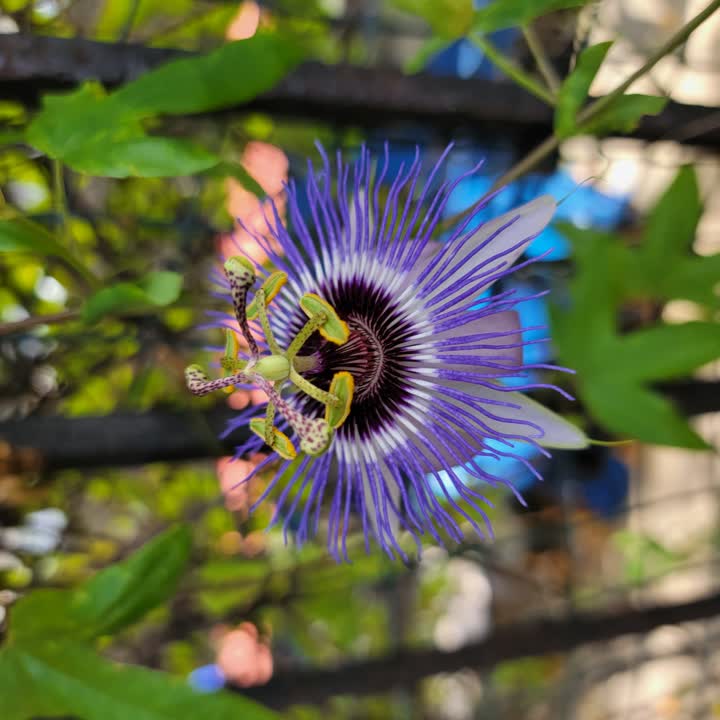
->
xmin=553 ymin=166 xmax=720 ymax=447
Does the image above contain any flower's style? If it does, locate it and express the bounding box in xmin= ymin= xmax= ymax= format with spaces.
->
xmin=187 ymin=144 xmax=587 ymax=561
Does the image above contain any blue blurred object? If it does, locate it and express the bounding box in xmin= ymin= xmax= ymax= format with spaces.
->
xmin=580 ymin=456 xmax=630 ymax=520
xmin=425 ymin=0 xmax=517 ymax=80
xmin=188 ymin=664 xmax=225 ymax=693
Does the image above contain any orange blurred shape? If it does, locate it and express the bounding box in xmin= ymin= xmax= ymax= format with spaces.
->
xmin=239 ymin=530 xmax=266 ymax=557
xmin=226 ymin=1 xmax=260 ymax=40
xmin=216 ymin=457 xmax=255 ymax=512
xmin=217 ymin=623 xmax=274 ymax=687
xmin=217 ymin=530 xmax=244 ymax=555
xmin=221 ymin=142 xmax=288 ymax=266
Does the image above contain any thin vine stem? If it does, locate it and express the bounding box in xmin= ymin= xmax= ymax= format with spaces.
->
xmin=442 ymin=0 xmax=720 ymax=230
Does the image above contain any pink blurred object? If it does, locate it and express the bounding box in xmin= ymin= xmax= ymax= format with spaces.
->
xmin=221 ymin=142 xmax=289 ymax=266
xmin=217 ymin=623 xmax=274 ymax=687
xmin=216 ymin=457 xmax=254 ymax=512
xmin=226 ymin=1 xmax=260 ymax=40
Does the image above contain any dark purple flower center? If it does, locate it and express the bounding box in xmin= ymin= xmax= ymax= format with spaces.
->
xmin=293 ymin=276 xmax=417 ymax=440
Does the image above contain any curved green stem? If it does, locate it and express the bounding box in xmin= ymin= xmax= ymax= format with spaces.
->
xmin=441 ymin=0 xmax=720 ymax=230
xmin=254 ymin=288 xmax=283 ymax=355
xmin=522 ymin=24 xmax=560 ymax=93
xmin=289 ymin=367 xmax=339 ymax=407
xmin=286 ymin=313 xmax=326 ymax=360
xmin=470 ymin=34 xmax=555 ymax=106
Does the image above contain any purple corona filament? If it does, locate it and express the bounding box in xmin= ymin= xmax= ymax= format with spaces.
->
xmin=187 ymin=143 xmax=588 ymax=562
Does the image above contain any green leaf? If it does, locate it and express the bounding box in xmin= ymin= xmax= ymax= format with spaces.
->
xmin=0 ymin=218 xmax=65 ymax=255
xmin=0 ymin=642 xmax=277 ymax=720
xmin=607 ymin=322 xmax=720 ymax=383
xmin=140 ymin=271 xmax=185 ymax=307
xmin=643 ymin=164 xmax=701 ymax=264
xmin=0 ymin=218 xmax=96 ymax=285
xmin=10 ymin=526 xmax=192 ymax=642
xmin=580 ymin=94 xmax=668 ymax=135
xmin=613 ymin=529 xmax=684 ymax=586
xmin=552 ymin=224 xmax=716 ymax=449
xmin=81 ymin=271 xmax=183 ymax=323
xmin=555 ymin=42 xmax=613 ymax=138
xmin=472 ymin=0 xmax=590 ymax=33
xmin=404 ymin=37 xmax=450 ymax=74
xmin=582 ymin=380 xmax=709 ymax=449
xmin=65 ymin=137 xmax=219 ymax=178
xmin=24 ymin=32 xmax=303 ymax=179
xmin=391 ymin=0 xmax=474 ymax=39
xmin=26 ymin=83 xmax=143 ymax=161
xmin=115 ymin=31 xmax=305 ymax=116
xmin=71 ymin=524 xmax=192 ymax=637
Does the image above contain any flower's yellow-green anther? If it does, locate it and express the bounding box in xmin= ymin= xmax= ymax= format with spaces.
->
xmin=255 ymin=354 xmax=291 ymax=382
xmin=223 ymin=256 xmax=256 ymax=284
xmin=250 ymin=418 xmax=297 ymax=460
xmin=246 ymin=271 xmax=287 ymax=320
xmin=325 ymin=371 xmax=354 ymax=429
xmin=299 ymin=418 xmax=332 ymax=456
xmin=299 ymin=293 xmax=349 ymax=345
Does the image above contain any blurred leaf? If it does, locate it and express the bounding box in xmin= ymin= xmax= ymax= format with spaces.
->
xmin=115 ymin=31 xmax=305 ymax=115
xmin=0 ymin=129 xmax=25 ymax=146
xmin=605 ymin=322 xmax=720 ymax=382
xmin=66 ymin=137 xmax=219 ymax=178
xmin=10 ymin=526 xmax=192 ymax=642
xmin=5 ymin=588 xmax=77 ymax=641
xmin=472 ymin=0 xmax=590 ymax=32
xmin=391 ymin=0 xmax=474 ymax=39
xmin=404 ymin=37 xmax=450 ymax=74
xmin=0 ymin=642 xmax=277 ymax=720
xmin=580 ymin=94 xmax=668 ymax=135
xmin=613 ymin=529 xmax=685 ymax=586
xmin=72 ymin=524 xmax=192 ymax=637
xmin=82 ymin=271 xmax=183 ymax=323
xmin=583 ymin=380 xmax=709 ymax=449
xmin=26 ymin=33 xmax=303 ymax=179
xmin=26 ymin=83 xmax=143 ymax=161
xmin=552 ymin=229 xmax=715 ymax=449
xmin=643 ymin=164 xmax=701 ymax=266
xmin=555 ymin=42 xmax=613 ymax=137
xmin=0 ymin=218 xmax=96 ymax=285
xmin=0 ymin=219 xmax=65 ymax=255
xmin=141 ymin=271 xmax=184 ymax=306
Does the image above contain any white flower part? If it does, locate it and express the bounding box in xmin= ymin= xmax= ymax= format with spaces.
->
xmin=443 ymin=381 xmax=587 ymax=449
xmin=414 ymin=195 xmax=557 ymax=303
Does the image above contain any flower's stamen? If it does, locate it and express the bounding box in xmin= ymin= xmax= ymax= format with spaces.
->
xmin=264 ymin=401 xmax=277 ymax=446
xmin=253 ymin=374 xmax=332 ymax=456
xmin=289 ymin=367 xmax=338 ymax=407
xmin=186 ymin=284 xmax=354 ymax=459
xmin=286 ymin=313 xmax=327 ymax=360
xmin=253 ymin=287 xmax=283 ymax=355
xmin=246 ymin=271 xmax=287 ymax=356
xmin=224 ymin=256 xmax=259 ymax=356
xmin=185 ymin=365 xmax=248 ymax=396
